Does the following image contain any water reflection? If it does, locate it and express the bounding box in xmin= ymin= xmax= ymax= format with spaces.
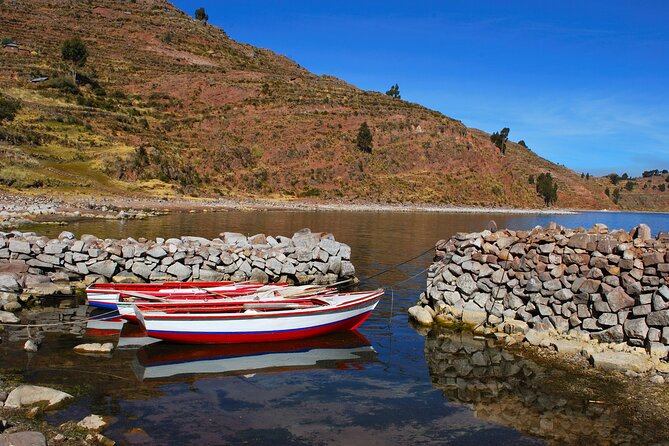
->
xmin=424 ymin=328 xmax=664 ymax=445
xmin=132 ymin=331 xmax=377 ymax=381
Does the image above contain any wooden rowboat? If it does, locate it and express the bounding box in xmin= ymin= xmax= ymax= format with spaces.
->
xmin=85 ymin=281 xmax=285 ymax=309
xmin=116 ymin=286 xmax=337 ymax=323
xmin=134 ymin=289 xmax=383 ymax=344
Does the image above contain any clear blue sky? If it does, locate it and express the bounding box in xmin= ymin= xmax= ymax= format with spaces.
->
xmin=173 ymin=1 xmax=669 ymax=177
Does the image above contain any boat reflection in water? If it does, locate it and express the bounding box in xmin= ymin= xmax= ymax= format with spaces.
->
xmin=132 ymin=330 xmax=377 ymax=381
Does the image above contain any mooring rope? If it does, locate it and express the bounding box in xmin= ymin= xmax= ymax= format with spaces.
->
xmin=356 ymin=245 xmax=434 ymax=285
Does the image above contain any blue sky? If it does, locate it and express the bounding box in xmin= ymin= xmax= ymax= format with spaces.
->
xmin=173 ymin=1 xmax=669 ymax=176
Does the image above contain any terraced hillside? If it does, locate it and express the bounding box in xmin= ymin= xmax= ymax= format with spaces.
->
xmin=0 ymin=0 xmax=663 ymax=210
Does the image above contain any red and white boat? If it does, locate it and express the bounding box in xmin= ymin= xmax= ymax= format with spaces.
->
xmin=116 ymin=285 xmax=337 ymax=323
xmin=134 ymin=289 xmax=383 ymax=344
xmin=85 ymin=281 xmax=287 ymax=309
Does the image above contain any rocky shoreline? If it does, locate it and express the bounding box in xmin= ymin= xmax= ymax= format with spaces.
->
xmin=410 ymin=222 xmax=669 ymax=380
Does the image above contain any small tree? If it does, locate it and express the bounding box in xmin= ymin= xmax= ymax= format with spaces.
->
xmin=356 ymin=122 xmax=373 ymax=153
xmin=385 ymin=84 xmax=400 ymax=99
xmin=490 ymin=127 xmax=509 ymax=154
xmin=536 ymin=172 xmax=558 ymax=206
xmin=604 ymin=187 xmax=610 ymax=196
xmin=0 ymin=95 xmax=21 ymax=122
xmin=61 ymin=37 xmax=88 ymax=82
xmin=586 ymin=173 xmax=590 ymax=180
xmin=195 ymin=7 xmax=208 ymax=23
xmin=625 ymin=180 xmax=635 ymax=191
xmin=518 ymin=140 xmax=527 ymax=148
xmin=611 ymin=188 xmax=621 ymax=204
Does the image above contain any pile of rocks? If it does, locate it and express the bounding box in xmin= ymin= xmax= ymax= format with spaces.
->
xmin=0 ymin=228 xmax=355 ymax=311
xmin=411 ymin=222 xmax=669 ymax=355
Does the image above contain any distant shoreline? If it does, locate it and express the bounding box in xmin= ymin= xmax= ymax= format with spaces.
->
xmin=0 ymin=192 xmax=580 ymax=222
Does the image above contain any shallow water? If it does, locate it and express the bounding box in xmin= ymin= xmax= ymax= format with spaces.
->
xmin=6 ymin=209 xmax=669 ymax=445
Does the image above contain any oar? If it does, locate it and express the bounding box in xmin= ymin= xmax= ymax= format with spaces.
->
xmin=120 ymin=290 xmax=170 ymax=302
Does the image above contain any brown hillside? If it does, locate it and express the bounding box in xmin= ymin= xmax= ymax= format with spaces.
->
xmin=0 ymin=0 xmax=660 ymax=210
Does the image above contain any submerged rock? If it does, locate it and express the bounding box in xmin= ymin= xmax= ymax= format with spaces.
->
xmin=74 ymin=343 xmax=114 ymax=354
xmin=589 ymin=352 xmax=654 ymax=373
xmin=4 ymin=385 xmax=72 ymax=408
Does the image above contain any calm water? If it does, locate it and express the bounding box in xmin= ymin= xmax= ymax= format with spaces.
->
xmin=7 ymin=210 xmax=669 ymax=445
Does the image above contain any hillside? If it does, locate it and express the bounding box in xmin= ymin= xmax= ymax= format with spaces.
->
xmin=0 ymin=0 xmax=664 ymax=210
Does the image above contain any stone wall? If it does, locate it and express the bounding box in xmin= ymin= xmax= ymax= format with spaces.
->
xmin=414 ymin=223 xmax=669 ymax=354
xmin=0 ymin=228 xmax=356 ymax=311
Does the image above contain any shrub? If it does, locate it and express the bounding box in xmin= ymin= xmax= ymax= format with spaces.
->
xmin=528 ymin=174 xmax=534 ymax=185
xmin=0 ymin=95 xmax=21 ymax=122
xmin=518 ymin=140 xmax=527 ymax=148
xmin=625 ymin=180 xmax=635 ymax=191
xmin=356 ymin=122 xmax=373 ymax=153
xmin=659 ymin=184 xmax=666 ymax=192
xmin=161 ymin=31 xmax=174 ymax=44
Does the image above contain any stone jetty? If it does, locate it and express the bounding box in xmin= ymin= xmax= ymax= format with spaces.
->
xmin=411 ymin=223 xmax=669 ymax=358
xmin=0 ymin=228 xmax=355 ymax=310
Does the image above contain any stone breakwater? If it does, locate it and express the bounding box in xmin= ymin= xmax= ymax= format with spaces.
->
xmin=411 ymin=222 xmax=669 ymax=356
xmin=0 ymin=228 xmax=355 ymax=311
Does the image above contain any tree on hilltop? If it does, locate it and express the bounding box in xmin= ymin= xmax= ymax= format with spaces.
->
xmin=195 ymin=7 xmax=209 ymax=23
xmin=356 ymin=122 xmax=373 ymax=153
xmin=385 ymin=84 xmax=400 ymax=99
xmin=490 ymin=127 xmax=510 ymax=154
xmin=61 ymin=37 xmax=88 ymax=83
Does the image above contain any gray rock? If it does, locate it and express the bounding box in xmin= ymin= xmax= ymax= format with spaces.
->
xmin=591 ymin=325 xmax=625 ymax=343
xmin=590 ymin=351 xmax=653 ymax=373
xmin=340 ymin=261 xmax=355 ymax=277
xmin=74 ymin=343 xmax=114 ymax=354
xmin=597 ymin=313 xmax=618 ymax=326
xmin=647 ymin=310 xmax=669 ymax=326
xmin=503 ymin=293 xmax=524 ymax=310
xmin=8 ymin=240 xmax=30 ymax=254
xmin=131 ymin=262 xmax=154 ymax=279
xmin=526 ymin=277 xmax=542 ymax=292
xmin=605 ymin=287 xmax=635 ymax=312
xmin=88 ymin=260 xmax=117 ymax=279
xmin=0 ymin=274 xmax=20 ymax=292
xmin=4 ymin=385 xmax=72 ymax=408
xmin=249 ymin=268 xmax=269 ymax=283
xmin=166 ymin=263 xmax=192 ymax=281
xmin=462 ymin=307 xmax=487 ymax=326
xmin=408 ymin=305 xmax=434 ymax=325
xmin=543 ymin=279 xmax=562 ymax=291
xmin=0 ymin=310 xmax=19 ymax=323
xmin=554 ymin=289 xmax=573 ymax=302
xmin=0 ymin=432 xmax=47 ymax=446
xmin=456 ymin=273 xmax=477 ymax=296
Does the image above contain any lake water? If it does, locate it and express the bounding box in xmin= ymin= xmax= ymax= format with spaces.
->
xmin=7 ymin=210 xmax=669 ymax=444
